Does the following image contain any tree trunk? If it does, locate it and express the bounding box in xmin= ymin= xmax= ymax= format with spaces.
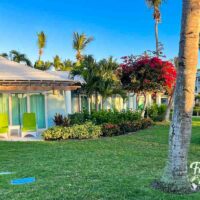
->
xmin=95 ymin=92 xmax=99 ymax=111
xmin=77 ymin=93 xmax=81 ymax=112
xmin=160 ymin=0 xmax=200 ymax=193
xmin=38 ymin=49 xmax=42 ymax=61
xmin=141 ymin=93 xmax=147 ymax=118
xmin=88 ymin=96 xmax=91 ymax=114
xmin=164 ymin=87 xmax=175 ymax=122
xmin=155 ymin=20 xmax=159 ymax=57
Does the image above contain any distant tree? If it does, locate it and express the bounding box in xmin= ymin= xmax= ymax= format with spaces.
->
xmin=34 ymin=60 xmax=52 ymax=71
xmin=0 ymin=53 xmax=9 ymax=59
xmin=146 ymin=0 xmax=165 ymax=56
xmin=73 ymin=32 xmax=94 ymax=65
xmin=53 ymin=55 xmax=63 ymax=70
xmin=62 ymin=59 xmax=74 ymax=71
xmin=37 ymin=31 xmax=46 ymax=61
xmin=9 ymin=50 xmax=32 ymax=66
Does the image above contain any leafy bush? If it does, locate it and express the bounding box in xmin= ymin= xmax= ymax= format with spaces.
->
xmin=68 ymin=111 xmax=90 ymax=125
xmin=91 ymin=110 xmax=141 ymax=125
xmin=71 ymin=122 xmax=102 ymax=139
xmin=119 ymin=121 xmax=142 ymax=134
xmin=102 ymin=124 xmax=121 ymax=137
xmin=193 ymin=106 xmax=200 ymax=116
xmin=53 ymin=113 xmax=70 ymax=127
xmin=42 ymin=126 xmax=65 ymax=140
xmin=146 ymin=104 xmax=167 ymax=121
xmin=141 ymin=118 xmax=154 ymax=129
xmin=43 ymin=122 xmax=102 ymax=141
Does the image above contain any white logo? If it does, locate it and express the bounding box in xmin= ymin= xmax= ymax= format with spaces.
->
xmin=190 ymin=162 xmax=200 ymax=190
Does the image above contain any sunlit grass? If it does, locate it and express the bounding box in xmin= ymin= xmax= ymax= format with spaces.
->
xmin=0 ymin=119 xmax=200 ymax=199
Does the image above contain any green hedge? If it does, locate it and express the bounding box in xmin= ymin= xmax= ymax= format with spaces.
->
xmin=68 ymin=110 xmax=141 ymax=125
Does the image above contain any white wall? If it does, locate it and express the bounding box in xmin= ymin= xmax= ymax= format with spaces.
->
xmin=47 ymin=92 xmax=66 ymax=127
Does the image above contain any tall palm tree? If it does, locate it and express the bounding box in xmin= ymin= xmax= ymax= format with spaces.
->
xmin=37 ymin=31 xmax=46 ymax=61
xmin=146 ymin=0 xmax=164 ymax=56
xmin=10 ymin=50 xmax=32 ymax=66
xmin=159 ymin=0 xmax=200 ymax=193
xmin=73 ymin=32 xmax=94 ymax=65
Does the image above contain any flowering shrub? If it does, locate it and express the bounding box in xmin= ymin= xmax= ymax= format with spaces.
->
xmin=140 ymin=118 xmax=154 ymax=129
xmin=102 ymin=124 xmax=121 ymax=137
xmin=119 ymin=121 xmax=143 ymax=134
xmin=118 ymin=55 xmax=177 ymax=93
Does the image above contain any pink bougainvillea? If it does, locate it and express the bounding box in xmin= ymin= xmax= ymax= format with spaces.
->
xmin=117 ymin=55 xmax=177 ymax=93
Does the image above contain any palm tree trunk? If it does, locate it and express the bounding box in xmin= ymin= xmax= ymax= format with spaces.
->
xmin=164 ymin=87 xmax=175 ymax=122
xmin=160 ymin=0 xmax=200 ymax=192
xmin=141 ymin=92 xmax=147 ymax=118
xmin=95 ymin=92 xmax=99 ymax=111
xmin=38 ymin=49 xmax=42 ymax=61
xmin=88 ymin=96 xmax=91 ymax=114
xmin=155 ymin=19 xmax=159 ymax=57
xmin=77 ymin=93 xmax=81 ymax=112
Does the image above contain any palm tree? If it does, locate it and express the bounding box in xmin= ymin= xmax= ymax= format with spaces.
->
xmin=34 ymin=60 xmax=52 ymax=71
xmin=53 ymin=55 xmax=63 ymax=70
xmin=146 ymin=0 xmax=164 ymax=56
xmin=37 ymin=31 xmax=46 ymax=61
xmin=159 ymin=0 xmax=200 ymax=193
xmin=73 ymin=32 xmax=94 ymax=65
xmin=10 ymin=50 xmax=32 ymax=66
xmin=62 ymin=59 xmax=74 ymax=71
xmin=98 ymin=57 xmax=125 ymax=108
xmin=71 ymin=55 xmax=99 ymax=111
xmin=0 ymin=53 xmax=9 ymax=59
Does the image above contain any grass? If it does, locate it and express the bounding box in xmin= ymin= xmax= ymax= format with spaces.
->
xmin=1 ymin=119 xmax=200 ymax=199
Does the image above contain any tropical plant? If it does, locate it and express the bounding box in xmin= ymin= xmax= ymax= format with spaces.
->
xmin=62 ymin=59 xmax=74 ymax=71
xmin=73 ymin=32 xmax=94 ymax=65
xmin=159 ymin=0 xmax=200 ymax=193
xmin=53 ymin=55 xmax=63 ymax=70
xmin=9 ymin=50 xmax=32 ymax=66
xmin=146 ymin=0 xmax=165 ymax=56
xmin=71 ymin=55 xmax=100 ymax=111
xmin=98 ymin=57 xmax=126 ymax=107
xmin=34 ymin=60 xmax=52 ymax=71
xmin=37 ymin=31 xmax=46 ymax=61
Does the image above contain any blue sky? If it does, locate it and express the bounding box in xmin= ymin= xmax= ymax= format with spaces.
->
xmin=0 ymin=0 xmax=182 ymax=63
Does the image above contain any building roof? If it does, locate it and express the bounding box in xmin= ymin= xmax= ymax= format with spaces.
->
xmin=0 ymin=57 xmax=80 ymax=92
xmin=0 ymin=56 xmax=73 ymax=82
xmin=47 ymin=70 xmax=86 ymax=84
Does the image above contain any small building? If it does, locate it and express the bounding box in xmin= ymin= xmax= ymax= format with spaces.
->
xmin=0 ymin=57 xmax=80 ymax=131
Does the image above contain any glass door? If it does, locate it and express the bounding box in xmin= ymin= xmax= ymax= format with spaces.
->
xmin=0 ymin=93 xmax=9 ymax=114
xmin=12 ymin=94 xmax=27 ymax=125
xmin=30 ymin=94 xmax=45 ymax=129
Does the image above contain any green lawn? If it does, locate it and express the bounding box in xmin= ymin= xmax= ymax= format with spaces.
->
xmin=1 ymin=120 xmax=200 ymax=200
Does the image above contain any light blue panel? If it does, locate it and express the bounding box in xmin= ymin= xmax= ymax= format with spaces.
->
xmin=47 ymin=93 xmax=66 ymax=127
xmin=30 ymin=94 xmax=45 ymax=129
